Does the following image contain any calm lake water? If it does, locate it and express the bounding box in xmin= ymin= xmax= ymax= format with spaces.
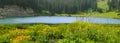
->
xmin=0 ymin=16 xmax=120 ymax=24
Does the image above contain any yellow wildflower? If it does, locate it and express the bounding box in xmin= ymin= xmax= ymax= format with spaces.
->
xmin=12 ymin=35 xmax=30 ymax=43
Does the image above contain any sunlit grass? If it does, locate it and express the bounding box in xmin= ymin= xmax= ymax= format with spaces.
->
xmin=56 ymin=11 xmax=120 ymax=18
xmin=0 ymin=22 xmax=120 ymax=43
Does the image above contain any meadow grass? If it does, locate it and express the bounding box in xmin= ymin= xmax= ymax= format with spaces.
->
xmin=56 ymin=11 xmax=120 ymax=19
xmin=0 ymin=22 xmax=120 ymax=43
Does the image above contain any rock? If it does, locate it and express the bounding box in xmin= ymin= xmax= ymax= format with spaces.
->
xmin=0 ymin=5 xmax=36 ymax=18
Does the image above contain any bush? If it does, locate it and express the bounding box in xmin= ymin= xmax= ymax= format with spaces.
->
xmin=0 ymin=22 xmax=120 ymax=43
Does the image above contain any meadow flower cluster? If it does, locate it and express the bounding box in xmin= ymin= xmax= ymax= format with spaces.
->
xmin=0 ymin=22 xmax=120 ymax=43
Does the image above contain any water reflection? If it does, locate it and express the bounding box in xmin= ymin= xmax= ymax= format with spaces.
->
xmin=0 ymin=16 xmax=120 ymax=24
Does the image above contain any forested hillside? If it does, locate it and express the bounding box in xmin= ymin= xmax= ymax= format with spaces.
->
xmin=108 ymin=0 xmax=120 ymax=11
xmin=0 ymin=0 xmax=120 ymax=16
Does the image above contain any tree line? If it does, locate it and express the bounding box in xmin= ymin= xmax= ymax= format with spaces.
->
xmin=108 ymin=0 xmax=120 ymax=11
xmin=0 ymin=0 xmax=119 ymax=15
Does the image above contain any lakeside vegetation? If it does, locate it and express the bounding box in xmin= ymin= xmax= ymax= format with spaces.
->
xmin=56 ymin=11 xmax=120 ymax=19
xmin=0 ymin=22 xmax=120 ymax=43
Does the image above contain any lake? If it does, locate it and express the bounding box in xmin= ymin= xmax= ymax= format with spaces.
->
xmin=0 ymin=16 xmax=120 ymax=24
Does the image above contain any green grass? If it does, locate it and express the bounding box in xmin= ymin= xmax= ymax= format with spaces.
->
xmin=0 ymin=22 xmax=120 ymax=43
xmin=56 ymin=11 xmax=120 ymax=19
xmin=90 ymin=12 xmax=119 ymax=18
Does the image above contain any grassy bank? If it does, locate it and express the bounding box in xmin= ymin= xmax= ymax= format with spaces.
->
xmin=56 ymin=12 xmax=120 ymax=19
xmin=0 ymin=22 xmax=120 ymax=43
xmin=0 ymin=11 xmax=119 ymax=19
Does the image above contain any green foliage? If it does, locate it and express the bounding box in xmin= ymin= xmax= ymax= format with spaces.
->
xmin=0 ymin=22 xmax=120 ymax=43
xmin=0 ymin=0 xmax=97 ymax=15
xmin=108 ymin=0 xmax=120 ymax=11
xmin=97 ymin=0 xmax=109 ymax=12
xmin=0 ymin=0 xmax=120 ymax=16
